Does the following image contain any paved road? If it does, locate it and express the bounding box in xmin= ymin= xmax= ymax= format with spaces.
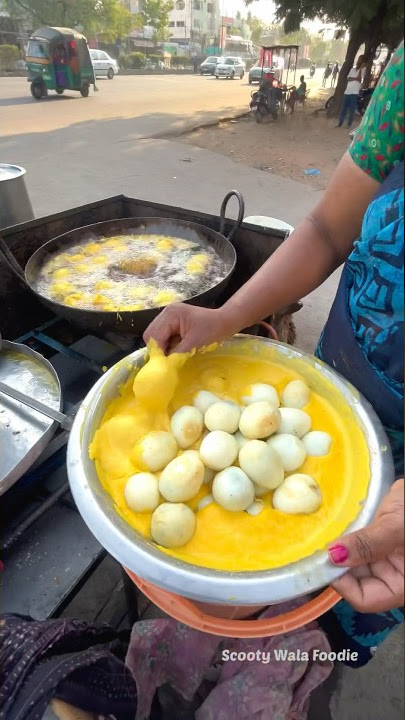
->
xmin=0 ymin=74 xmax=252 ymax=138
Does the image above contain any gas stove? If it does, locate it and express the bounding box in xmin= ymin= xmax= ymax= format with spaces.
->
xmin=0 ymin=317 xmax=143 ymax=619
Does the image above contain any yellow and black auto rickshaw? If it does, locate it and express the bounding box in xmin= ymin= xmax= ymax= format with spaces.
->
xmin=26 ymin=26 xmax=96 ymax=99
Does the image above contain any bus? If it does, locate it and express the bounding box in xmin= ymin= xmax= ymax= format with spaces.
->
xmin=222 ymin=36 xmax=258 ymax=69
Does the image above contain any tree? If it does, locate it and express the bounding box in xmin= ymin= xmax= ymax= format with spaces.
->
xmin=246 ymin=15 xmax=267 ymax=44
xmin=141 ymin=0 xmax=174 ymax=44
xmin=2 ymin=0 xmax=136 ymax=42
xmin=250 ymin=0 xmax=404 ymax=114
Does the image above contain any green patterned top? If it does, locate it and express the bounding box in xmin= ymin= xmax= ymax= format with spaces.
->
xmin=350 ymin=42 xmax=404 ymax=182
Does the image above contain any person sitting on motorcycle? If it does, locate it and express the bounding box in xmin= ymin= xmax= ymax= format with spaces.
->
xmin=288 ymin=75 xmax=307 ymax=112
xmin=310 ymin=62 xmax=316 ymax=77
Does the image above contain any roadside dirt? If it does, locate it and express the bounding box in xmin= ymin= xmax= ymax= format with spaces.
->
xmin=176 ymin=88 xmax=352 ymax=190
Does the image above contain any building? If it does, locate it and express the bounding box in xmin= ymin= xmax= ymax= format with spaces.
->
xmin=168 ymin=0 xmax=221 ymax=52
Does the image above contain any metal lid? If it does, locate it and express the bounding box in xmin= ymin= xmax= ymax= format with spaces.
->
xmin=0 ymin=164 xmax=27 ymax=182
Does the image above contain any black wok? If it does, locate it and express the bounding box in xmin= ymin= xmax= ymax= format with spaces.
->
xmin=0 ymin=191 xmax=243 ymax=335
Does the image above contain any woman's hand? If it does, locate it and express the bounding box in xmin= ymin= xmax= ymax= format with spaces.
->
xmin=329 ymin=479 xmax=404 ymax=612
xmin=143 ymin=304 xmax=239 ymax=355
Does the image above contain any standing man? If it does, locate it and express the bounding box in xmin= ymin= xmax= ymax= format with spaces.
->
xmin=322 ymin=62 xmax=332 ymax=87
xmin=331 ymin=62 xmax=339 ymax=88
xmin=337 ymin=55 xmax=365 ymax=128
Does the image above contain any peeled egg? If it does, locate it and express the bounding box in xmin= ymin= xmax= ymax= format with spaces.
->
xmin=278 ymin=408 xmax=311 ymax=438
xmin=193 ymin=390 xmax=220 ymax=415
xmin=239 ymin=440 xmax=284 ymax=489
xmin=302 ymin=431 xmax=333 ymax=457
xmin=212 ymin=467 xmax=255 ymax=512
xmin=253 ymin=483 xmax=269 ymax=497
xmin=159 ymin=451 xmax=204 ymax=502
xmin=151 ymin=503 xmax=196 ymax=548
xmin=242 ymin=382 xmax=280 ymax=407
xmin=233 ymin=431 xmax=249 ymax=451
xmin=132 ymin=431 xmax=177 ymax=472
xmin=239 ymin=401 xmax=281 ymax=439
xmin=267 ymin=433 xmax=307 ymax=472
xmin=124 ymin=472 xmax=160 ymax=512
xmin=204 ymin=402 xmax=241 ymax=434
xmin=281 ymin=380 xmax=310 ymax=409
xmin=199 ymin=431 xmax=238 ymax=471
xmin=171 ymin=406 xmax=204 ymax=449
xmin=203 ymin=467 xmax=215 ymax=485
xmin=272 ymin=474 xmax=322 ymax=515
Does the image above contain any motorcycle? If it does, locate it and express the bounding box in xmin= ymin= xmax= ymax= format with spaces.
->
xmin=310 ymin=65 xmax=316 ymax=78
xmin=325 ymin=86 xmax=374 ymax=116
xmin=250 ymin=87 xmax=281 ymax=122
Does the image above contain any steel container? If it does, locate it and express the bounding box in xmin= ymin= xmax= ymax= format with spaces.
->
xmin=0 ymin=164 xmax=34 ymax=230
xmin=67 ymin=336 xmax=394 ymax=606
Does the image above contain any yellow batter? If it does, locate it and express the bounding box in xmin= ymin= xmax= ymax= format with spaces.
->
xmin=89 ymin=340 xmax=370 ymax=572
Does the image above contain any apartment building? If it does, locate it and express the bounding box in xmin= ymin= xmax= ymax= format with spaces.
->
xmin=168 ymin=0 xmax=221 ymax=44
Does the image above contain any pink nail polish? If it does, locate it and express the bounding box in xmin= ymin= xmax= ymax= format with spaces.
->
xmin=328 ymin=544 xmax=349 ymax=564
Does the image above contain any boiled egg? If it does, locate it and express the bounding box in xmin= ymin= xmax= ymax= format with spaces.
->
xmin=204 ymin=402 xmax=240 ymax=434
xmin=267 ymin=433 xmax=307 ymax=472
xmin=171 ymin=406 xmax=204 ymax=449
xmin=239 ymin=401 xmax=281 ymax=439
xmin=241 ymin=382 xmax=280 ymax=407
xmin=302 ymin=431 xmax=333 ymax=457
xmin=124 ymin=472 xmax=160 ymax=512
xmin=272 ymin=474 xmax=322 ymax=515
xmin=212 ymin=467 xmax=255 ymax=512
xmin=199 ymin=430 xmax=238 ymax=471
xmin=239 ymin=440 xmax=284 ymax=489
xmin=193 ymin=390 xmax=220 ymax=415
xmin=281 ymin=380 xmax=310 ymax=409
xmin=278 ymin=408 xmax=311 ymax=438
xmin=132 ymin=431 xmax=177 ymax=472
xmin=159 ymin=450 xmax=204 ymax=502
xmin=151 ymin=503 xmax=196 ymax=548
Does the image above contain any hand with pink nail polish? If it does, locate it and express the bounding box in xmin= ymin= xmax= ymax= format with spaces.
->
xmin=329 ymin=478 xmax=404 ymax=612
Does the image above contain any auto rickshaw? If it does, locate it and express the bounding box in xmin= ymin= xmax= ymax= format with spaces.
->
xmin=26 ymin=26 xmax=96 ymax=99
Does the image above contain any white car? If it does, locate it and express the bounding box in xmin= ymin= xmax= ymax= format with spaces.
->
xmin=90 ymin=49 xmax=119 ymax=79
xmin=215 ymin=57 xmax=245 ymax=80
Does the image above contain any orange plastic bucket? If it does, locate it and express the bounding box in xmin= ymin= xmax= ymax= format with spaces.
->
xmin=125 ymin=568 xmax=340 ymax=639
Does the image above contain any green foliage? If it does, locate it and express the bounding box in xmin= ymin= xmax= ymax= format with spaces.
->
xmin=0 ymin=43 xmax=21 ymax=69
xmin=2 ymin=0 xmax=137 ymax=42
xmin=127 ymin=51 xmax=146 ymax=68
xmin=141 ymin=0 xmax=174 ymax=43
xmin=171 ymin=54 xmax=188 ymax=66
xmin=246 ymin=15 xmax=267 ymax=44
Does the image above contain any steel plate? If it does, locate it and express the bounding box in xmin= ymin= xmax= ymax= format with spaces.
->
xmin=0 ymin=340 xmax=62 ymax=494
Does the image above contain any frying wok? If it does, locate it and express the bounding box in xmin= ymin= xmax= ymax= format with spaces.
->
xmin=0 ymin=191 xmax=243 ymax=335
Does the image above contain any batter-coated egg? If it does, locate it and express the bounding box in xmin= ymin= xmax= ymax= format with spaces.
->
xmin=281 ymin=380 xmax=310 ymax=409
xmin=193 ymin=390 xmax=220 ymax=414
xmin=242 ymin=382 xmax=280 ymax=407
xmin=204 ymin=402 xmax=241 ymax=434
xmin=124 ymin=472 xmax=160 ymax=512
xmin=199 ymin=430 xmax=238 ymax=471
xmin=151 ymin=503 xmax=196 ymax=548
xmin=171 ymin=406 xmax=204 ymax=449
xmin=267 ymin=433 xmax=307 ymax=472
xmin=278 ymin=408 xmax=311 ymax=438
xmin=212 ymin=467 xmax=255 ymax=512
xmin=239 ymin=440 xmax=284 ymax=489
xmin=272 ymin=474 xmax=322 ymax=515
xmin=159 ymin=451 xmax=204 ymax=502
xmin=132 ymin=431 xmax=177 ymax=472
xmin=302 ymin=431 xmax=333 ymax=457
xmin=239 ymin=401 xmax=281 ymax=439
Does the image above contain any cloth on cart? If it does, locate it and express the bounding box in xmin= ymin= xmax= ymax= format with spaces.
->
xmin=125 ymin=599 xmax=333 ymax=720
xmin=0 ymin=614 xmax=137 ymax=720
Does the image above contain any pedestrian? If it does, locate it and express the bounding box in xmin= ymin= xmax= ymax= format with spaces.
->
xmin=322 ymin=62 xmax=332 ymax=87
xmin=337 ymin=54 xmax=365 ymax=127
xmin=144 ymin=42 xmax=404 ymax=668
xmin=191 ymin=55 xmax=199 ymax=73
xmin=331 ymin=61 xmax=339 ymax=88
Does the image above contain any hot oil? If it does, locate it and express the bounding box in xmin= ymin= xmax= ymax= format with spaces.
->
xmin=37 ymin=233 xmax=228 ymax=311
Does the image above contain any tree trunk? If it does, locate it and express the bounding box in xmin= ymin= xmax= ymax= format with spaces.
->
xmin=326 ymin=27 xmax=365 ymax=117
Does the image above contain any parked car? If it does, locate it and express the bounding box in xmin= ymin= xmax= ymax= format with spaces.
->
xmin=199 ymin=56 xmax=219 ymax=75
xmin=248 ymin=65 xmax=271 ymax=84
xmin=215 ymin=57 xmax=245 ymax=80
xmin=90 ymin=49 xmax=119 ymax=79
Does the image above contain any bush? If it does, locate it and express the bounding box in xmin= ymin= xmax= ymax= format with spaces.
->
xmin=147 ymin=54 xmax=161 ymax=63
xmin=127 ymin=52 xmax=146 ymax=69
xmin=0 ymin=44 xmax=21 ymax=70
xmin=171 ymin=54 xmax=189 ymax=67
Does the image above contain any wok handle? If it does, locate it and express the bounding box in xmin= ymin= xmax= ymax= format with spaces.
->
xmin=219 ymin=190 xmax=245 ymax=243
xmin=0 ymin=235 xmax=26 ymax=284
